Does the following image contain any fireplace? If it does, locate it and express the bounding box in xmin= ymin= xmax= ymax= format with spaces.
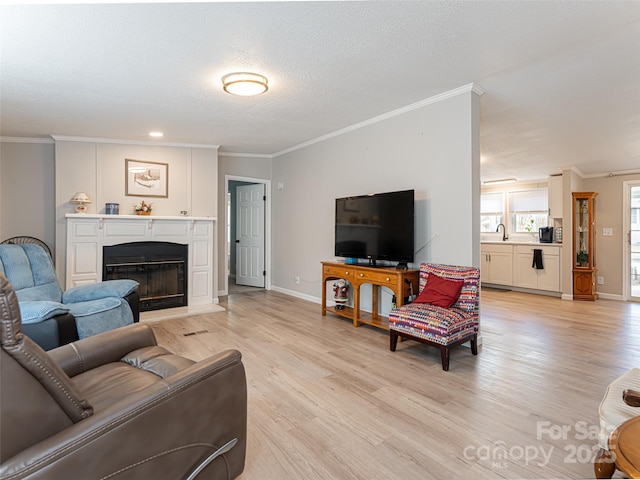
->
xmin=103 ymin=241 xmax=188 ymax=312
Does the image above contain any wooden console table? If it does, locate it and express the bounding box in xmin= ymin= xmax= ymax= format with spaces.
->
xmin=321 ymin=261 xmax=419 ymax=331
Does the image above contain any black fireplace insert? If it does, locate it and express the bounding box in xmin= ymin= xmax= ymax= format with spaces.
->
xmin=103 ymin=241 xmax=188 ymax=312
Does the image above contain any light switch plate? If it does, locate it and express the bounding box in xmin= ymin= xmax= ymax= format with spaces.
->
xmin=603 ymin=228 xmax=613 ymax=237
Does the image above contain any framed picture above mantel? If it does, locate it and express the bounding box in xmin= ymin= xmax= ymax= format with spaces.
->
xmin=125 ymin=159 xmax=168 ymax=198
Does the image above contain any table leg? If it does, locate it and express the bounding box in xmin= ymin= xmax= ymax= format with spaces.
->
xmin=372 ymin=285 xmax=379 ymax=318
xmin=353 ymin=284 xmax=360 ymax=327
xmin=321 ymin=276 xmax=327 ymax=316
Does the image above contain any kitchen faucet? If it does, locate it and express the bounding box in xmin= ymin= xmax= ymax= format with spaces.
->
xmin=496 ymin=223 xmax=507 ymax=241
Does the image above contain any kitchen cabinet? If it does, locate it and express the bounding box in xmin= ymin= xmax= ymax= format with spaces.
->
xmin=548 ymin=175 xmax=563 ymax=218
xmin=514 ymin=245 xmax=561 ymax=292
xmin=481 ymin=244 xmax=513 ymax=285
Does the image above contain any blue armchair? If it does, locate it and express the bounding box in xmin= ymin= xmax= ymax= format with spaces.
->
xmin=0 ymin=244 xmax=139 ymax=350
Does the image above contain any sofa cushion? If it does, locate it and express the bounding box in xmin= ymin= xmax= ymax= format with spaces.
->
xmin=19 ymin=301 xmax=70 ymax=324
xmin=0 ymin=245 xmax=60 ymax=291
xmin=14 ymin=283 xmax=64 ymax=303
xmin=389 ymin=302 xmax=478 ymax=346
xmin=62 ymin=279 xmax=139 ymax=304
xmin=414 ymin=273 xmax=463 ymax=308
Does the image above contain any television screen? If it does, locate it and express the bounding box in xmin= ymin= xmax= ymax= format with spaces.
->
xmin=335 ymin=189 xmax=414 ymax=265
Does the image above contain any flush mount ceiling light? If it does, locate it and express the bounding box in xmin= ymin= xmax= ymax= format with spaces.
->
xmin=149 ymin=131 xmax=163 ymax=138
xmin=222 ymin=72 xmax=268 ymax=96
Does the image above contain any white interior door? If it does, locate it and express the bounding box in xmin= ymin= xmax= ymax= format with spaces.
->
xmin=236 ymin=183 xmax=265 ymax=287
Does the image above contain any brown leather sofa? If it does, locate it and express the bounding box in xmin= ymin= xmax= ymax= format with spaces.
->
xmin=0 ymin=274 xmax=247 ymax=480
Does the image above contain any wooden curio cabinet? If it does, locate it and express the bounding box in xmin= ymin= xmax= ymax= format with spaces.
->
xmin=572 ymin=192 xmax=598 ymax=300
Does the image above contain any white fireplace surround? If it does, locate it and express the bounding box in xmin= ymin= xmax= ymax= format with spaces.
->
xmin=65 ymin=214 xmax=218 ymax=305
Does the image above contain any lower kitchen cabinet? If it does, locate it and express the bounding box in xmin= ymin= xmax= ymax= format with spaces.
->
xmin=514 ymin=244 xmax=561 ymax=292
xmin=480 ymin=244 xmax=513 ymax=286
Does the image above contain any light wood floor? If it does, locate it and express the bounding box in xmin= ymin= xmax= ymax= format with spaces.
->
xmin=149 ymin=289 xmax=640 ymax=479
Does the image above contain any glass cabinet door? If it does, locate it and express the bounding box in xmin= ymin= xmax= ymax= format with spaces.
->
xmin=575 ymin=198 xmax=590 ymax=268
xmin=572 ymin=191 xmax=598 ymax=301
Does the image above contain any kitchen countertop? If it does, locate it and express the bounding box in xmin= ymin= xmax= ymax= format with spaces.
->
xmin=481 ymin=240 xmax=562 ymax=246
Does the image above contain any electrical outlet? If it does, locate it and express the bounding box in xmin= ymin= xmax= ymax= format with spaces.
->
xmin=602 ymin=228 xmax=613 ymax=237
xmin=294 ymin=275 xmax=300 ymax=284
xmin=597 ymin=276 xmax=604 ymax=285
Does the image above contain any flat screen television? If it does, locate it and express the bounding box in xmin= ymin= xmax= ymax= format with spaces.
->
xmin=334 ymin=189 xmax=414 ymax=267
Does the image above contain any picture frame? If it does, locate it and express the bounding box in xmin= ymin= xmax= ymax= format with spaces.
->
xmin=125 ymin=159 xmax=168 ymax=198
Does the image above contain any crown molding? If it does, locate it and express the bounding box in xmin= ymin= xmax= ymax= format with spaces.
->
xmin=50 ymin=135 xmax=219 ymax=149
xmin=583 ymin=168 xmax=640 ymax=179
xmin=218 ymin=152 xmax=273 ymax=159
xmin=0 ymin=136 xmax=54 ymax=144
xmin=272 ymin=82 xmax=484 ymax=158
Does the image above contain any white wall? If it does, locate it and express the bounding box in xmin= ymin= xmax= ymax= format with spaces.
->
xmin=270 ymin=88 xmax=481 ymax=314
xmin=0 ymin=140 xmax=56 ymax=254
xmin=54 ymin=138 xmax=218 ymax=284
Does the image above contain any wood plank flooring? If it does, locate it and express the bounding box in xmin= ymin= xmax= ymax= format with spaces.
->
xmin=149 ymin=289 xmax=640 ymax=479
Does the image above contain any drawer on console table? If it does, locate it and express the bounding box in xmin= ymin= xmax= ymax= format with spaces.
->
xmin=353 ymin=269 xmax=397 ymax=286
xmin=323 ymin=264 xmax=355 ymax=279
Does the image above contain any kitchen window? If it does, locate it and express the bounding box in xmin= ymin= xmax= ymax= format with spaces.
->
xmin=508 ymin=189 xmax=549 ymax=233
xmin=481 ymin=192 xmax=504 ymax=232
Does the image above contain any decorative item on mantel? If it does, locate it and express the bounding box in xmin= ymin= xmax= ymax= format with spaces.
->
xmin=69 ymin=192 xmax=91 ymax=213
xmin=134 ymin=200 xmax=153 ymax=216
xmin=105 ymin=203 xmax=119 ymax=215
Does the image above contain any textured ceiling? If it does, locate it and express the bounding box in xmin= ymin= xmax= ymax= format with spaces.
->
xmin=1 ymin=1 xmax=639 ymax=182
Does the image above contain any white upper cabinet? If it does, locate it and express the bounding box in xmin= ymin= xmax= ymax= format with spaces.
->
xmin=548 ymin=175 xmax=563 ymax=219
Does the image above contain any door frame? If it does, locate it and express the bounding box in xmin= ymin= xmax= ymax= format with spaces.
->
xmin=225 ymin=175 xmax=271 ymax=295
xmin=623 ymin=180 xmax=640 ymax=301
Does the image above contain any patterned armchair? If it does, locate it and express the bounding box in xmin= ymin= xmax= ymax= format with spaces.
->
xmin=389 ymin=263 xmax=480 ymax=371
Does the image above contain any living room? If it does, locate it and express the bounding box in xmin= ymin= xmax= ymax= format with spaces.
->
xmin=1 ymin=2 xmax=640 ymax=479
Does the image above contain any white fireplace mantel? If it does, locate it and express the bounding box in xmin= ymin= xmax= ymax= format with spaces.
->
xmin=65 ymin=213 xmax=218 ymax=305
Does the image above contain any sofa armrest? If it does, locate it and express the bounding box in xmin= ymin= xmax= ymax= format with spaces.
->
xmin=49 ymin=323 xmax=157 ymax=376
xmin=0 ymin=350 xmax=247 ymax=480
xmin=62 ymin=280 xmax=139 ymax=304
xmin=623 ymin=389 xmax=640 ymax=407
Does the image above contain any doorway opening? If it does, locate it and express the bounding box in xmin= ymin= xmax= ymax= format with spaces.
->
xmin=624 ymin=181 xmax=640 ymax=302
xmin=225 ymin=176 xmax=270 ymax=295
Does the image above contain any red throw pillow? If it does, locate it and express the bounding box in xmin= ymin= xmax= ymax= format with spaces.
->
xmin=413 ymin=273 xmax=464 ymax=308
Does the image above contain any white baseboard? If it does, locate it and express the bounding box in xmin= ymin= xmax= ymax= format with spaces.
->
xmin=597 ymin=292 xmax=624 ymax=301
xmin=562 ymin=292 xmax=624 ymax=301
xmin=270 ymin=286 xmax=322 ymax=304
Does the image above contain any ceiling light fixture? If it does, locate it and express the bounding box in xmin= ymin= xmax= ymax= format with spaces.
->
xmin=149 ymin=131 xmax=163 ymax=138
xmin=483 ymin=178 xmax=517 ymax=185
xmin=222 ymin=72 xmax=268 ymax=96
